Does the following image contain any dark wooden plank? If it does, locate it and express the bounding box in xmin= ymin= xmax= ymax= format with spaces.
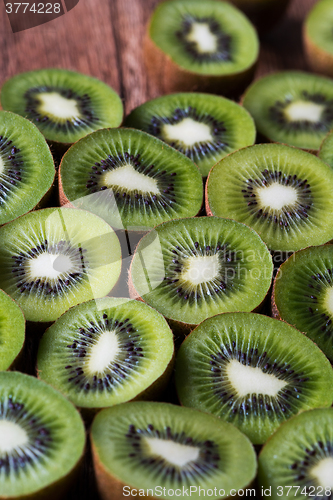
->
xmin=0 ymin=1 xmax=320 ymax=498
xmin=0 ymin=0 xmax=319 ymax=116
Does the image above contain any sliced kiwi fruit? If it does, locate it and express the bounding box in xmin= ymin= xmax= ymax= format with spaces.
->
xmin=0 ymin=290 xmax=25 ymax=371
xmin=124 ymin=93 xmax=256 ymax=178
xmin=0 ymin=207 xmax=122 ymax=323
xmin=319 ymin=129 xmax=333 ymax=168
xmin=258 ymin=408 xmax=333 ymax=499
xmin=37 ymin=297 xmax=174 ymax=410
xmin=273 ymin=244 xmax=333 ymax=363
xmin=91 ymin=401 xmax=257 ymax=500
xmin=145 ymin=0 xmax=259 ymax=95
xmin=206 ymin=144 xmax=333 ymax=253
xmin=0 ymin=111 xmax=55 ymax=226
xmin=242 ymin=71 xmax=333 ymax=151
xmin=0 ymin=371 xmax=85 ymax=500
xmin=0 ymin=68 xmax=123 ymax=149
xmin=304 ymin=0 xmax=333 ymax=78
xmin=59 ymin=128 xmax=203 ymax=231
xmin=175 ymin=312 xmax=333 ymax=445
xmin=227 ymin=0 xmax=290 ymax=32
xmin=129 ymin=216 xmax=273 ymax=331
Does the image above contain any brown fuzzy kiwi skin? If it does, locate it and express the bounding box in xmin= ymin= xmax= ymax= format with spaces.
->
xmin=228 ymin=0 xmax=290 ymax=34
xmin=91 ymin=440 xmax=254 ymax=500
xmin=144 ymin=31 xmax=257 ymax=99
xmin=303 ymin=24 xmax=333 ymax=79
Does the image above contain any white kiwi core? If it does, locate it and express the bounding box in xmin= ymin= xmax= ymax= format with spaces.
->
xmin=311 ymin=457 xmax=333 ymax=488
xmin=162 ymin=118 xmax=213 ymax=147
xmin=38 ymin=92 xmax=80 ymax=120
xmin=0 ymin=420 xmax=29 ymax=454
xmin=144 ymin=437 xmax=200 ymax=467
xmin=226 ymin=359 xmax=288 ymax=397
xmin=0 ymin=156 xmax=5 ymax=176
xmin=103 ymin=164 xmax=160 ymax=195
xmin=284 ymin=101 xmax=324 ymax=123
xmin=185 ymin=22 xmax=218 ymax=54
xmin=256 ymin=182 xmax=298 ymax=210
xmin=181 ymin=254 xmax=220 ymax=285
xmin=28 ymin=253 xmax=74 ymax=280
xmin=324 ymin=287 xmax=333 ymax=316
xmin=86 ymin=330 xmax=120 ymax=374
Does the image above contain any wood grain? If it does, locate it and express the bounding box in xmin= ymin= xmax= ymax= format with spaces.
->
xmin=0 ymin=0 xmax=320 ymax=498
xmin=0 ymin=0 xmax=318 ymax=115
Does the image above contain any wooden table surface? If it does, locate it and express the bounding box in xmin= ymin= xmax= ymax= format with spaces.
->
xmin=0 ymin=0 xmax=318 ymax=115
xmin=0 ymin=0 xmax=320 ymax=498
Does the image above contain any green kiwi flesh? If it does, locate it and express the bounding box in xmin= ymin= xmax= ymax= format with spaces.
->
xmin=91 ymin=401 xmax=257 ymax=500
xmin=242 ymin=71 xmax=333 ymax=150
xmin=304 ymin=0 xmax=333 ymax=77
xmin=319 ymin=128 xmax=333 ymax=167
xmin=0 ymin=111 xmax=55 ymax=226
xmin=124 ymin=93 xmax=256 ymax=178
xmin=206 ymin=144 xmax=333 ymax=253
xmin=273 ymin=244 xmax=333 ymax=363
xmin=258 ymin=408 xmax=333 ymax=499
xmin=0 ymin=290 xmax=25 ymax=371
xmin=37 ymin=297 xmax=174 ymax=409
xmin=0 ymin=69 xmax=123 ymax=145
xmin=149 ymin=0 xmax=259 ymax=77
xmin=59 ymin=128 xmax=203 ymax=231
xmin=0 ymin=371 xmax=85 ymax=499
xmin=175 ymin=312 xmax=333 ymax=445
xmin=129 ymin=217 xmax=273 ymax=327
xmin=0 ymin=208 xmax=122 ymax=323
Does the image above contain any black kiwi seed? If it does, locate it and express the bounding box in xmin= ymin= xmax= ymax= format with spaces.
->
xmin=125 ymin=423 xmax=220 ymax=479
xmin=176 ymin=15 xmax=232 ymax=62
xmin=24 ymin=86 xmax=99 ymax=132
xmin=242 ymin=170 xmax=312 ymax=227
xmin=11 ymin=240 xmax=88 ymax=297
xmin=62 ymin=314 xmax=143 ymax=392
xmin=148 ymin=106 xmax=228 ymax=158
xmin=269 ymin=90 xmax=333 ymax=132
xmin=0 ymin=397 xmax=53 ymax=474
xmin=85 ymin=151 xmax=177 ymax=210
xmin=163 ymin=240 xmax=237 ymax=303
xmin=0 ymin=136 xmax=23 ymax=203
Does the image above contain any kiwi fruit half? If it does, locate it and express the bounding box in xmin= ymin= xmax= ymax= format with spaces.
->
xmin=129 ymin=216 xmax=273 ymax=331
xmin=206 ymin=144 xmax=333 ymax=253
xmin=258 ymin=408 xmax=333 ymax=499
xmin=273 ymin=244 xmax=333 ymax=363
xmin=37 ymin=297 xmax=174 ymax=410
xmin=175 ymin=312 xmax=333 ymax=445
xmin=0 ymin=290 xmax=25 ymax=371
xmin=0 ymin=371 xmax=85 ymax=500
xmin=319 ymin=128 xmax=333 ymax=168
xmin=91 ymin=401 xmax=257 ymax=500
xmin=0 ymin=68 xmax=123 ymax=148
xmin=242 ymin=71 xmax=333 ymax=151
xmin=0 ymin=111 xmax=55 ymax=226
xmin=124 ymin=93 xmax=256 ymax=178
xmin=227 ymin=0 xmax=290 ymax=32
xmin=146 ymin=0 xmax=259 ymax=95
xmin=59 ymin=128 xmax=203 ymax=231
xmin=304 ymin=0 xmax=333 ymax=78
xmin=0 ymin=207 xmax=122 ymax=323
